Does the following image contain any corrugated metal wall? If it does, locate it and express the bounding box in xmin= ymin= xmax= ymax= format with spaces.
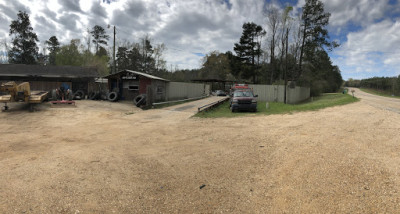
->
xmin=165 ymin=82 xmax=210 ymax=101
xmin=248 ymin=84 xmax=310 ymax=104
xmin=29 ymin=81 xmax=71 ymax=92
xmin=164 ymin=82 xmax=308 ymax=103
xmin=286 ymin=86 xmax=310 ymax=104
xmin=249 ymin=84 xmax=285 ymax=102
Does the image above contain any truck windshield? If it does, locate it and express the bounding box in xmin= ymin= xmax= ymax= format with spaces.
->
xmin=234 ymin=91 xmax=254 ymax=97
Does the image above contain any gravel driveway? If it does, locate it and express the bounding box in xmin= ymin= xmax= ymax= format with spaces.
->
xmin=0 ymin=93 xmax=400 ymax=213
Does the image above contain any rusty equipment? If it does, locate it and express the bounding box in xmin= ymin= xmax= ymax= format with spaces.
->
xmin=0 ymin=81 xmax=48 ymax=112
xmin=49 ymin=86 xmax=75 ymax=106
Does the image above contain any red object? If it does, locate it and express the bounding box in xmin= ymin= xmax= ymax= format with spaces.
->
xmin=230 ymin=84 xmax=252 ymax=95
xmin=232 ymin=84 xmax=250 ymax=90
xmin=139 ymin=77 xmax=152 ymax=93
xmin=50 ymin=100 xmax=75 ymax=105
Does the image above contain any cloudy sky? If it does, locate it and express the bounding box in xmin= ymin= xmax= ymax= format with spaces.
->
xmin=0 ymin=0 xmax=399 ymax=80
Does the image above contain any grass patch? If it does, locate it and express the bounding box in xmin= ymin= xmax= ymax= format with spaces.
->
xmin=360 ymin=88 xmax=400 ymax=99
xmin=195 ymin=93 xmax=359 ymax=118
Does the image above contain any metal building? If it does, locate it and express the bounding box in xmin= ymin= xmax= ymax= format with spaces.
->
xmin=104 ymin=70 xmax=169 ymax=101
xmin=0 ymin=64 xmax=99 ymax=94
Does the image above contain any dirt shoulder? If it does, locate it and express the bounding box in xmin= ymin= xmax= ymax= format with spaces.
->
xmin=1 ymin=96 xmax=400 ymax=213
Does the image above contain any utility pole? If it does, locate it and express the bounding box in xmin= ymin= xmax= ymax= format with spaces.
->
xmin=284 ymin=28 xmax=289 ymax=104
xmin=113 ymin=26 xmax=116 ymax=74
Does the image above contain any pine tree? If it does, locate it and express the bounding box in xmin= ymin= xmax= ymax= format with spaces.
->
xmin=9 ymin=11 xmax=39 ymax=64
xmin=299 ymin=0 xmax=334 ymax=74
xmin=233 ymin=22 xmax=265 ymax=83
xmin=90 ymin=25 xmax=109 ymax=54
xmin=45 ymin=36 xmax=60 ymax=65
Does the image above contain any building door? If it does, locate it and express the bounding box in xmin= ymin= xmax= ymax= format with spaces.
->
xmin=72 ymin=82 xmax=87 ymax=93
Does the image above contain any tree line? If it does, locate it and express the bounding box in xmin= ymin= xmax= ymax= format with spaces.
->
xmin=5 ymin=0 xmax=342 ymax=96
xmin=160 ymin=0 xmax=343 ymax=96
xmin=5 ymin=11 xmax=167 ymax=76
xmin=345 ymin=76 xmax=400 ymax=96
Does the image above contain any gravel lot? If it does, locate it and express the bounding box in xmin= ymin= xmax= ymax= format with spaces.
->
xmin=1 ymin=91 xmax=400 ymax=213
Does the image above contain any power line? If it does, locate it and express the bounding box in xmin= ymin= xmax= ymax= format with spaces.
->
xmin=113 ymin=29 xmax=205 ymax=56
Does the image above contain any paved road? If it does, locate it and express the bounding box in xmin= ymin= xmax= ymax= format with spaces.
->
xmin=351 ymin=88 xmax=400 ymax=114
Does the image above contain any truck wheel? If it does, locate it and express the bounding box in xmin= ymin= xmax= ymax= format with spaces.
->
xmin=230 ymin=107 xmax=235 ymax=113
xmin=2 ymin=106 xmax=9 ymax=111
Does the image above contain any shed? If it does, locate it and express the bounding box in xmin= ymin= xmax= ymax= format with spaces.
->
xmin=104 ymin=70 xmax=169 ymax=101
xmin=0 ymin=64 xmax=99 ymax=93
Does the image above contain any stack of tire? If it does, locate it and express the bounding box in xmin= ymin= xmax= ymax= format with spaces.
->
xmin=87 ymin=91 xmax=112 ymax=101
xmin=133 ymin=94 xmax=146 ymax=107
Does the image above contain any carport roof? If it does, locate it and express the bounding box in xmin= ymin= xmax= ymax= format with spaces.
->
xmin=0 ymin=64 xmax=99 ymax=78
xmin=104 ymin=70 xmax=169 ymax=82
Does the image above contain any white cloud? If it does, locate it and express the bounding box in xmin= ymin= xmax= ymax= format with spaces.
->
xmin=332 ymin=19 xmax=400 ymax=79
xmin=322 ymin=0 xmax=390 ymax=27
xmin=0 ymin=0 xmax=398 ymax=80
xmin=0 ymin=0 xmax=270 ymax=70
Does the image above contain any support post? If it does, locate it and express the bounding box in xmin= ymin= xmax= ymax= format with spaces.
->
xmin=113 ymin=26 xmax=116 ymax=74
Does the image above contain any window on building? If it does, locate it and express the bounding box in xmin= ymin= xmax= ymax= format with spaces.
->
xmin=157 ymin=86 xmax=163 ymax=94
xmin=128 ymin=85 xmax=139 ymax=91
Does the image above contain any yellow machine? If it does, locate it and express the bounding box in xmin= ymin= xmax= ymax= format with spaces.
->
xmin=0 ymin=81 xmax=48 ymax=111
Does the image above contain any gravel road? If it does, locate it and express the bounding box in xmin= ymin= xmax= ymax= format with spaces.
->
xmin=0 ymin=93 xmax=400 ymax=213
xmin=351 ymin=87 xmax=400 ymax=114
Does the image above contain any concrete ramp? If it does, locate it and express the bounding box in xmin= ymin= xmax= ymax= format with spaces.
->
xmin=166 ymin=96 xmax=228 ymax=113
xmin=128 ymin=96 xmax=228 ymax=123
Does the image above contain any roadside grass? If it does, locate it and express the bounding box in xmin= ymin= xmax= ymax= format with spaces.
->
xmin=195 ymin=93 xmax=359 ymax=118
xmin=360 ymin=88 xmax=400 ymax=99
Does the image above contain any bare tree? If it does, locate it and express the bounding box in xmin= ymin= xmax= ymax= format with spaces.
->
xmin=85 ymin=28 xmax=92 ymax=52
xmin=140 ymin=34 xmax=154 ymax=73
xmin=0 ymin=39 xmax=10 ymax=64
xmin=278 ymin=6 xmax=293 ymax=103
xmin=266 ymin=5 xmax=280 ymax=84
xmin=291 ymin=15 xmax=303 ymax=66
xmin=154 ymin=43 xmax=166 ymax=71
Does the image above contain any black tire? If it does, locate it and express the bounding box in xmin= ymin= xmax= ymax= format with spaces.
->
xmin=51 ymin=89 xmax=57 ymax=101
xmin=107 ymin=92 xmax=119 ymax=102
xmin=88 ymin=91 xmax=99 ymax=100
xmin=134 ymin=94 xmax=146 ymax=107
xmin=29 ymin=104 xmax=34 ymax=112
xmin=133 ymin=95 xmax=141 ymax=106
xmin=74 ymin=90 xmax=85 ymax=100
xmin=68 ymin=91 xmax=74 ymax=101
